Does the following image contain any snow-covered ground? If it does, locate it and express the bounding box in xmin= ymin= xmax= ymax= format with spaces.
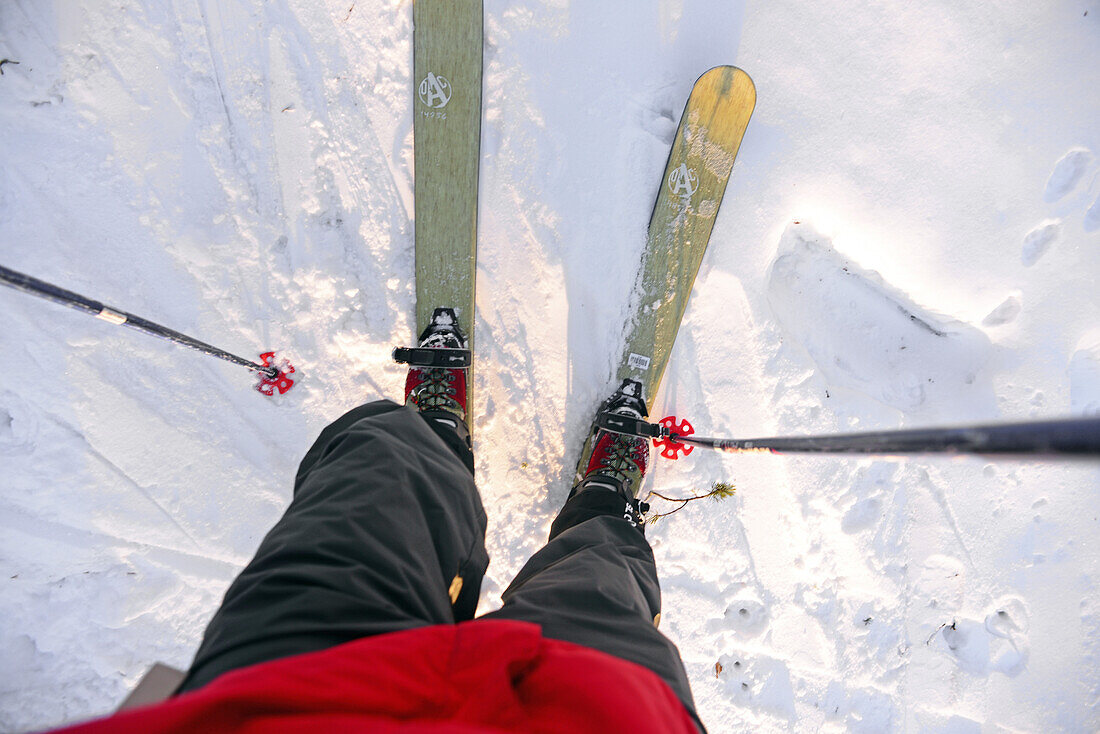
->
xmin=2 ymin=1 xmax=1098 ymax=731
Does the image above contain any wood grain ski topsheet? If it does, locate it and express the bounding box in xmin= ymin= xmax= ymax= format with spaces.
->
xmin=413 ymin=0 xmax=482 ymax=337
xmin=617 ymin=66 xmax=755 ymax=405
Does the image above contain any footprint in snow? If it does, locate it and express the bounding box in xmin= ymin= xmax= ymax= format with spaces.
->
xmin=715 ymin=652 xmax=796 ymax=720
xmin=1028 ymin=146 xmax=1099 ymax=237
xmin=1021 ymin=219 xmax=1062 ymax=266
xmin=1044 ymin=147 xmax=1093 ymax=203
xmin=1086 ymin=195 xmax=1100 ymax=233
xmin=841 ymin=496 xmax=883 ymax=533
xmin=840 ymin=461 xmax=896 ymax=534
xmin=1008 ymin=146 xmax=1097 ymax=306
xmin=938 ymin=596 xmax=1030 ymax=677
xmin=981 ymin=292 xmax=1021 ymax=327
xmin=720 ymin=596 xmax=769 ymax=637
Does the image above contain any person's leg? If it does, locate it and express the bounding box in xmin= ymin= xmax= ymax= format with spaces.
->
xmin=482 ymin=381 xmax=701 ymax=728
xmin=177 ymin=400 xmax=487 ymax=693
xmin=482 ymin=488 xmax=698 ymax=721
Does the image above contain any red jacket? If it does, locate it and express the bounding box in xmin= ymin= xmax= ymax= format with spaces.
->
xmin=56 ymin=620 xmax=699 ymax=733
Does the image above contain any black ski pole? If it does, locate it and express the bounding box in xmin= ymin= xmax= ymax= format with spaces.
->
xmin=661 ymin=416 xmax=1100 ymax=459
xmin=0 ymin=264 xmax=295 ymax=394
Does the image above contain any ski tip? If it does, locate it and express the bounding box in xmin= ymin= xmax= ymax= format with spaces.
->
xmin=694 ymin=65 xmax=756 ymax=104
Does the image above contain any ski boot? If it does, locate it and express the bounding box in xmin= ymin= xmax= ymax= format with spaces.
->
xmin=575 ymin=378 xmax=651 ymax=517
xmin=394 ymin=308 xmax=471 ymax=444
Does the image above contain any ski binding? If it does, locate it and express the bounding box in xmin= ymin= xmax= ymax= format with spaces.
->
xmin=392 ymin=346 xmax=471 ymax=369
xmin=394 ymin=307 xmax=472 ymax=369
xmin=595 ymin=411 xmax=697 ymax=461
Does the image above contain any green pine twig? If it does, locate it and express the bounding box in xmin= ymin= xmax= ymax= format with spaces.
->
xmin=645 ymin=481 xmax=735 ymax=524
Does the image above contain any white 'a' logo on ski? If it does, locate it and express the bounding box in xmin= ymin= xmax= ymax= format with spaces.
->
xmin=668 ymin=164 xmax=698 ymax=197
xmin=418 ymin=72 xmax=452 ymax=109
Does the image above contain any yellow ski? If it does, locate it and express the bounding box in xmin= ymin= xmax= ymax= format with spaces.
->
xmin=619 ymin=66 xmax=755 ymax=400
xmin=575 ymin=66 xmax=755 ymax=482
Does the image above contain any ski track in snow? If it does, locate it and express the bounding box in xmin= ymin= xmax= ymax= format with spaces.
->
xmin=2 ymin=1 xmax=1100 ymax=732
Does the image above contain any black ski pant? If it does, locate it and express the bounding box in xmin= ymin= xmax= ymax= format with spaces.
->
xmin=177 ymin=401 xmax=700 ymax=728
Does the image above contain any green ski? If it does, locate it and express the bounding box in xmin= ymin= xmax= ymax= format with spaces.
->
xmin=408 ymin=0 xmax=483 ymax=435
xmin=575 ymin=66 xmax=756 ymax=483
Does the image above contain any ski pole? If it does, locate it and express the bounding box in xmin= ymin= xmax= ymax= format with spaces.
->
xmin=655 ymin=416 xmax=1100 ymax=459
xmin=0 ymin=264 xmax=295 ymax=395
xmin=599 ymin=412 xmax=1100 ymax=459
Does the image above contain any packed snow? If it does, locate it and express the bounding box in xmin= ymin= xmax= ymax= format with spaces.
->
xmin=2 ymin=1 xmax=1098 ymax=732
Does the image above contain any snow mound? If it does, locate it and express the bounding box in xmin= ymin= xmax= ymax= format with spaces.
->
xmin=765 ymin=223 xmax=992 ymax=417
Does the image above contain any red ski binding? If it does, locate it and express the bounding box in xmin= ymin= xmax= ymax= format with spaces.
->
xmin=255 ymin=352 xmax=296 ymax=396
xmin=654 ymin=415 xmax=695 ymax=460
